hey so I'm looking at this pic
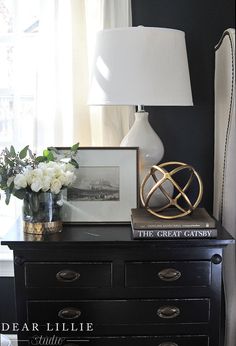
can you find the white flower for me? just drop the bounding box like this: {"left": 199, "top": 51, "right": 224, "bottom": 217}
{"left": 50, "top": 178, "right": 62, "bottom": 194}
{"left": 16, "top": 161, "right": 77, "bottom": 194}
{"left": 14, "top": 174, "right": 28, "bottom": 189}
{"left": 32, "top": 168, "right": 43, "bottom": 179}
{"left": 24, "top": 168, "right": 34, "bottom": 185}
{"left": 57, "top": 172, "right": 66, "bottom": 185}
{"left": 31, "top": 178, "right": 43, "bottom": 192}
{"left": 45, "top": 161, "right": 58, "bottom": 169}
{"left": 64, "top": 171, "right": 76, "bottom": 186}
{"left": 54, "top": 166, "right": 64, "bottom": 178}
{"left": 41, "top": 176, "right": 51, "bottom": 192}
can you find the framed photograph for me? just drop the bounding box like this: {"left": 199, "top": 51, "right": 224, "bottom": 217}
{"left": 58, "top": 147, "right": 138, "bottom": 223}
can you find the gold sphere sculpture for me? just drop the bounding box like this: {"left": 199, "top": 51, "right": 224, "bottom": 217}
{"left": 140, "top": 161, "right": 203, "bottom": 219}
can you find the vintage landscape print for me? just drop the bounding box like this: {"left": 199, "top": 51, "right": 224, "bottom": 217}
{"left": 67, "top": 166, "right": 120, "bottom": 201}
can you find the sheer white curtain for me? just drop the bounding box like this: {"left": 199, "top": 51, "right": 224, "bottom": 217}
{"left": 0, "top": 0, "right": 132, "bottom": 272}
{"left": 36, "top": 0, "right": 133, "bottom": 149}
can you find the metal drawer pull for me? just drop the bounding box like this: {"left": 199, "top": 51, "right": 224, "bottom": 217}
{"left": 157, "top": 306, "right": 180, "bottom": 319}
{"left": 158, "top": 268, "right": 181, "bottom": 282}
{"left": 58, "top": 307, "right": 81, "bottom": 320}
{"left": 158, "top": 343, "right": 178, "bottom": 346}
{"left": 56, "top": 269, "right": 80, "bottom": 282}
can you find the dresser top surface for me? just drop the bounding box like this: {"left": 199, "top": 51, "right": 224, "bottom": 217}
{"left": 1, "top": 218, "right": 234, "bottom": 249}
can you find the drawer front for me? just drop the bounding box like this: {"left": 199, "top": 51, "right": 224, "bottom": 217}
{"left": 25, "top": 262, "right": 112, "bottom": 288}
{"left": 27, "top": 299, "right": 210, "bottom": 325}
{"left": 63, "top": 336, "right": 209, "bottom": 346}
{"left": 125, "top": 261, "right": 211, "bottom": 287}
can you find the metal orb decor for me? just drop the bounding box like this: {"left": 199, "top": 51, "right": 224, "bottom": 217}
{"left": 140, "top": 162, "right": 203, "bottom": 219}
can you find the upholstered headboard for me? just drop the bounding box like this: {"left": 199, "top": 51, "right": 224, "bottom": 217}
{"left": 214, "top": 28, "right": 235, "bottom": 346}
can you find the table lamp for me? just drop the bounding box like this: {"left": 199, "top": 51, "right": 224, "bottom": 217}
{"left": 89, "top": 26, "right": 193, "bottom": 206}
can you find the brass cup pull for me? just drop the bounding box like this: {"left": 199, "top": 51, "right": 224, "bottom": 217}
{"left": 158, "top": 343, "right": 178, "bottom": 346}
{"left": 158, "top": 268, "right": 181, "bottom": 282}
{"left": 58, "top": 307, "right": 81, "bottom": 320}
{"left": 157, "top": 306, "right": 180, "bottom": 319}
{"left": 56, "top": 269, "right": 80, "bottom": 282}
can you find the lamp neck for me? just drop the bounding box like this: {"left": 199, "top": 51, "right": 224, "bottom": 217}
{"left": 137, "top": 105, "right": 145, "bottom": 112}
{"left": 136, "top": 105, "right": 148, "bottom": 120}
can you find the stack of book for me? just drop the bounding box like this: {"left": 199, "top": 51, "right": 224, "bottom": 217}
{"left": 131, "top": 208, "right": 217, "bottom": 239}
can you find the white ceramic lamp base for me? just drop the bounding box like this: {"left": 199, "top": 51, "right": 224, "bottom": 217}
{"left": 120, "top": 111, "right": 173, "bottom": 208}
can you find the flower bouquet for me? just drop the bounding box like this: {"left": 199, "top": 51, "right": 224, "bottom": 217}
{"left": 0, "top": 144, "right": 79, "bottom": 234}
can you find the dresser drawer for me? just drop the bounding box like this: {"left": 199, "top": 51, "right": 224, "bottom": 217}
{"left": 64, "top": 335, "right": 209, "bottom": 346}
{"left": 24, "top": 262, "right": 112, "bottom": 288}
{"left": 27, "top": 299, "right": 210, "bottom": 326}
{"left": 125, "top": 261, "right": 211, "bottom": 287}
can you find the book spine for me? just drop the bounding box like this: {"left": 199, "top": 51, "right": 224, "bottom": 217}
{"left": 132, "top": 222, "right": 215, "bottom": 229}
{"left": 132, "top": 228, "right": 218, "bottom": 239}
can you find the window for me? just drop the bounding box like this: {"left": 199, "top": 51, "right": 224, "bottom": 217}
{"left": 0, "top": 0, "right": 132, "bottom": 247}
{"left": 0, "top": 0, "right": 39, "bottom": 240}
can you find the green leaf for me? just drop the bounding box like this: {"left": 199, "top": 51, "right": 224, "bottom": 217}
{"left": 47, "top": 151, "right": 54, "bottom": 161}
{"left": 35, "top": 156, "right": 47, "bottom": 163}
{"left": 19, "top": 145, "right": 29, "bottom": 159}
{"left": 43, "top": 149, "right": 50, "bottom": 157}
{"left": 43, "top": 149, "right": 54, "bottom": 161}
{"left": 13, "top": 189, "right": 26, "bottom": 200}
{"left": 5, "top": 189, "right": 11, "bottom": 205}
{"left": 70, "top": 158, "right": 79, "bottom": 168}
{"left": 5, "top": 157, "right": 14, "bottom": 167}
{"left": 71, "top": 143, "right": 79, "bottom": 152}
{"left": 10, "top": 145, "right": 16, "bottom": 156}
{"left": 9, "top": 181, "right": 14, "bottom": 192}
{"left": 28, "top": 149, "right": 35, "bottom": 160}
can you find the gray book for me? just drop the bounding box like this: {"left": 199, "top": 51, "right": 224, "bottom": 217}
{"left": 131, "top": 208, "right": 216, "bottom": 229}
{"left": 131, "top": 224, "right": 218, "bottom": 239}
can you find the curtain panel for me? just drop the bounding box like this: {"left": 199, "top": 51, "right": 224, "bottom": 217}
{"left": 36, "top": 0, "right": 133, "bottom": 150}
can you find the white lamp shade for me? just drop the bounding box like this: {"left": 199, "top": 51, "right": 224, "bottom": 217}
{"left": 89, "top": 26, "right": 193, "bottom": 106}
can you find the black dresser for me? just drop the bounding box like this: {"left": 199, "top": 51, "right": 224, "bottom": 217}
{"left": 2, "top": 220, "right": 234, "bottom": 346}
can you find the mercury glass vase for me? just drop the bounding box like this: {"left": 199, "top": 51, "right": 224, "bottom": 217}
{"left": 23, "top": 191, "right": 63, "bottom": 234}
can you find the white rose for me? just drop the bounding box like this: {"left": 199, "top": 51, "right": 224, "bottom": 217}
{"left": 54, "top": 166, "right": 64, "bottom": 178}
{"left": 64, "top": 171, "right": 76, "bottom": 186}
{"left": 25, "top": 169, "right": 34, "bottom": 185}
{"left": 31, "top": 178, "right": 43, "bottom": 192}
{"left": 43, "top": 167, "right": 55, "bottom": 178}
{"left": 38, "top": 162, "right": 47, "bottom": 169}
{"left": 32, "top": 168, "right": 43, "bottom": 178}
{"left": 41, "top": 176, "right": 51, "bottom": 192}
{"left": 46, "top": 161, "right": 58, "bottom": 169}
{"left": 50, "top": 178, "right": 62, "bottom": 194}
{"left": 14, "top": 174, "right": 28, "bottom": 189}
{"left": 57, "top": 172, "right": 66, "bottom": 185}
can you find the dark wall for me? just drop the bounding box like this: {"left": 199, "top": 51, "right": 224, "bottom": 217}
{"left": 132, "top": 0, "right": 235, "bottom": 212}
